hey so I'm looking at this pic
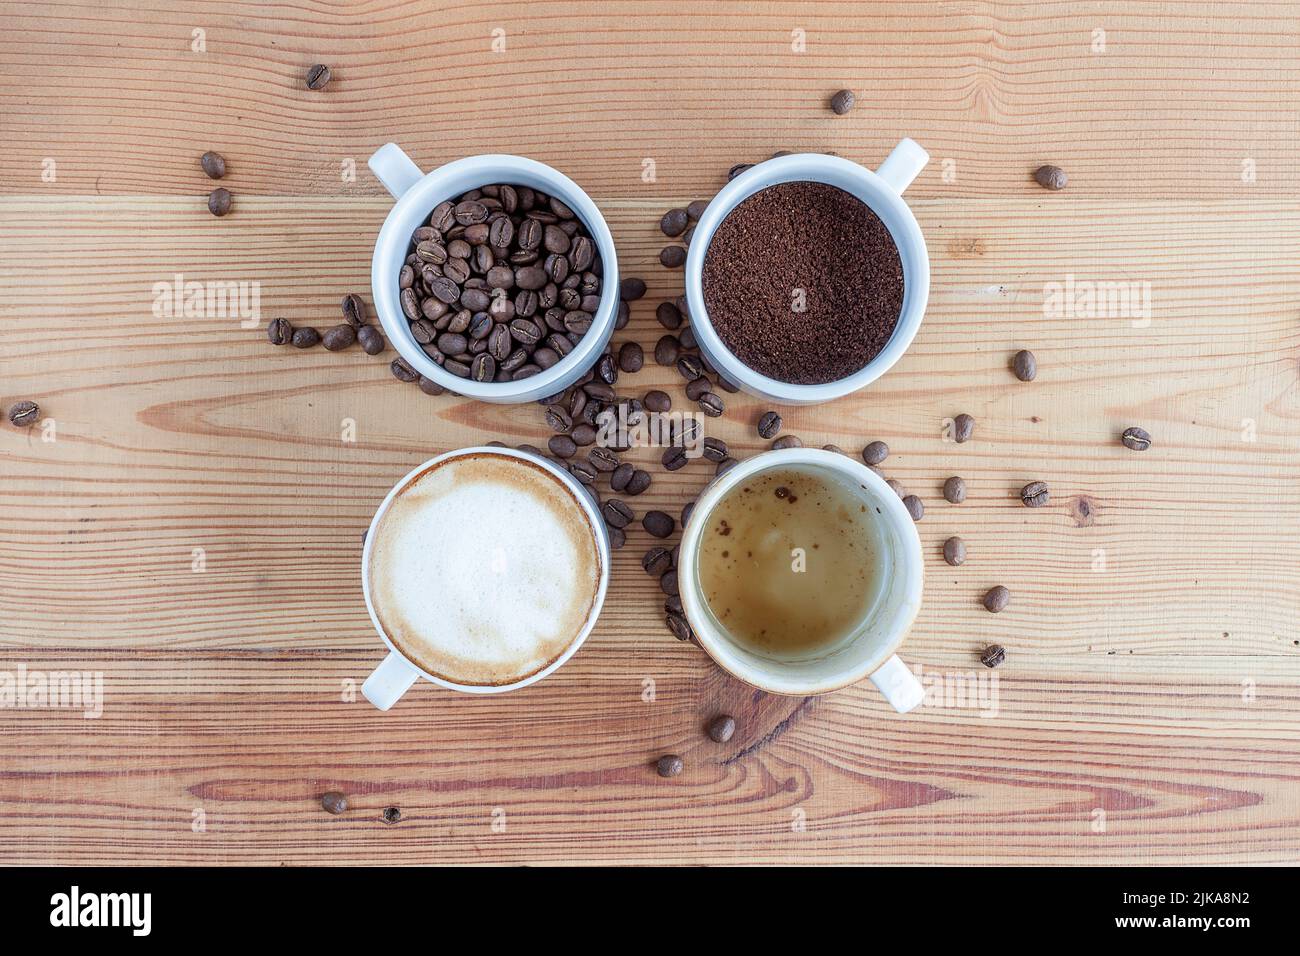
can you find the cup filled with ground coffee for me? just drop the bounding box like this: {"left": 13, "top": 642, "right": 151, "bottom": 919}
{"left": 684, "top": 141, "right": 930, "bottom": 404}
{"left": 368, "top": 144, "right": 619, "bottom": 403}
{"left": 361, "top": 446, "right": 610, "bottom": 709}
{"left": 676, "top": 447, "right": 925, "bottom": 710}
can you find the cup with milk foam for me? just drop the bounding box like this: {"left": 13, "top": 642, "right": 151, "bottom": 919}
{"left": 361, "top": 447, "right": 610, "bottom": 709}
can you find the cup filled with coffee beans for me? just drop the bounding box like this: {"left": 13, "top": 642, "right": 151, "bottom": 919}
{"left": 684, "top": 140, "right": 930, "bottom": 405}
{"left": 360, "top": 446, "right": 610, "bottom": 709}
{"left": 676, "top": 447, "right": 925, "bottom": 710}
{"left": 368, "top": 144, "right": 619, "bottom": 403}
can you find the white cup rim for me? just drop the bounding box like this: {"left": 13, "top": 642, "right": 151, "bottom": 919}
{"left": 361, "top": 446, "right": 611, "bottom": 694}
{"left": 676, "top": 447, "right": 924, "bottom": 695}
{"left": 683, "top": 152, "right": 929, "bottom": 405}
{"left": 370, "top": 153, "right": 619, "bottom": 403}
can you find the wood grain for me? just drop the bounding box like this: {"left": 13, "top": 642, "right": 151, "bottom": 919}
{"left": 1, "top": 1, "right": 1299, "bottom": 865}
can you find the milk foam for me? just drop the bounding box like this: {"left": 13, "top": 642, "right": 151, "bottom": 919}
{"left": 368, "top": 454, "right": 601, "bottom": 686}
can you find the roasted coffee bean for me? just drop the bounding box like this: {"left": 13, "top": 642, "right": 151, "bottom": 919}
{"left": 980, "top": 644, "right": 1006, "bottom": 668}
{"left": 660, "top": 570, "right": 680, "bottom": 596}
{"left": 1121, "top": 426, "right": 1151, "bottom": 451}
{"left": 305, "top": 64, "right": 331, "bottom": 89}
{"left": 471, "top": 353, "right": 496, "bottom": 382}
{"left": 656, "top": 754, "right": 684, "bottom": 777}
{"left": 903, "top": 495, "right": 924, "bottom": 522}
{"left": 399, "top": 264, "right": 415, "bottom": 289}
{"left": 321, "top": 791, "right": 348, "bottom": 815}
{"left": 416, "top": 239, "right": 448, "bottom": 264}
{"left": 569, "top": 236, "right": 595, "bottom": 272}
{"left": 355, "top": 325, "right": 384, "bottom": 355}
{"left": 681, "top": 501, "right": 696, "bottom": 527}
{"left": 569, "top": 460, "right": 597, "bottom": 485}
{"left": 727, "top": 162, "right": 753, "bottom": 180}
{"left": 617, "top": 341, "right": 644, "bottom": 372}
{"left": 322, "top": 324, "right": 356, "bottom": 351}
{"left": 685, "top": 376, "right": 711, "bottom": 401}
{"left": 983, "top": 586, "right": 1010, "bottom": 613}
{"left": 606, "top": 525, "right": 626, "bottom": 550}
{"left": 571, "top": 423, "right": 597, "bottom": 446}
{"left": 1033, "top": 164, "right": 1068, "bottom": 190}
{"left": 701, "top": 437, "right": 728, "bottom": 463}
{"left": 771, "top": 435, "right": 802, "bottom": 450}
{"left": 8, "top": 400, "right": 39, "bottom": 427}
{"left": 207, "top": 187, "right": 232, "bottom": 217}
{"left": 549, "top": 434, "right": 578, "bottom": 458}
{"left": 200, "top": 151, "right": 226, "bottom": 179}
{"left": 444, "top": 358, "right": 471, "bottom": 378}
{"left": 516, "top": 443, "right": 544, "bottom": 457}
{"left": 545, "top": 406, "right": 573, "bottom": 433}
{"left": 390, "top": 357, "right": 419, "bottom": 383}
{"left": 707, "top": 715, "right": 735, "bottom": 743}
{"left": 454, "top": 200, "right": 489, "bottom": 225}
{"left": 1020, "top": 481, "right": 1050, "bottom": 508}
{"left": 715, "top": 457, "right": 739, "bottom": 477}
{"left": 267, "top": 317, "right": 293, "bottom": 345}
{"left": 644, "top": 390, "right": 671, "bottom": 413}
{"left": 582, "top": 380, "right": 616, "bottom": 402}
{"left": 756, "top": 411, "right": 782, "bottom": 439}
{"left": 620, "top": 469, "right": 648, "bottom": 496}
{"left": 953, "top": 413, "right": 975, "bottom": 443}
{"left": 596, "top": 352, "right": 618, "bottom": 384}
{"left": 339, "top": 293, "right": 366, "bottom": 328}
{"left": 620, "top": 276, "right": 646, "bottom": 301}
{"left": 1013, "top": 349, "right": 1037, "bottom": 382}
{"left": 661, "top": 445, "right": 689, "bottom": 471}
{"left": 659, "top": 245, "right": 686, "bottom": 268}
{"left": 822, "top": 444, "right": 847, "bottom": 455}
{"left": 655, "top": 301, "right": 682, "bottom": 329}
{"left": 655, "top": 335, "right": 681, "bottom": 366}
{"left": 698, "top": 392, "right": 724, "bottom": 417}
{"left": 603, "top": 499, "right": 633, "bottom": 529}
{"left": 508, "top": 319, "right": 541, "bottom": 348}
{"left": 468, "top": 312, "right": 493, "bottom": 340}
{"left": 588, "top": 447, "right": 620, "bottom": 472}
{"left": 686, "top": 199, "right": 709, "bottom": 220}
{"left": 610, "top": 462, "right": 634, "bottom": 492}
{"left": 615, "top": 299, "right": 630, "bottom": 329}
{"left": 943, "top": 476, "right": 966, "bottom": 504}
{"left": 676, "top": 354, "right": 704, "bottom": 380}
{"left": 660, "top": 208, "right": 689, "bottom": 237}
{"left": 862, "top": 440, "right": 889, "bottom": 465}
{"left": 665, "top": 613, "right": 692, "bottom": 642}
{"left": 643, "top": 510, "right": 675, "bottom": 538}
{"left": 437, "top": 332, "right": 468, "bottom": 356}
{"left": 290, "top": 326, "right": 320, "bottom": 348}
{"left": 943, "top": 536, "right": 966, "bottom": 566}
{"left": 643, "top": 547, "right": 673, "bottom": 576}
{"left": 563, "top": 310, "right": 593, "bottom": 335}
{"left": 417, "top": 375, "right": 445, "bottom": 396}
{"left": 830, "top": 88, "right": 856, "bottom": 114}
{"left": 678, "top": 325, "right": 697, "bottom": 350}
{"left": 886, "top": 479, "right": 905, "bottom": 498}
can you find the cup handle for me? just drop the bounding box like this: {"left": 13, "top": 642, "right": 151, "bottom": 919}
{"left": 368, "top": 143, "right": 424, "bottom": 199}
{"left": 869, "top": 654, "right": 925, "bottom": 714}
{"left": 874, "top": 138, "right": 929, "bottom": 195}
{"left": 362, "top": 651, "right": 421, "bottom": 711}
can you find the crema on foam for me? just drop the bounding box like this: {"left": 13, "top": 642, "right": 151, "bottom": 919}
{"left": 367, "top": 454, "right": 601, "bottom": 686}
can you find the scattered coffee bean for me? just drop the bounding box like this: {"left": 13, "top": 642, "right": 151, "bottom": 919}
{"left": 608, "top": 526, "right": 626, "bottom": 550}
{"left": 588, "top": 447, "right": 620, "bottom": 472}
{"left": 701, "top": 437, "right": 728, "bottom": 463}
{"left": 661, "top": 446, "right": 689, "bottom": 471}
{"left": 341, "top": 293, "right": 367, "bottom": 328}
{"left": 655, "top": 301, "right": 682, "bottom": 330}
{"left": 698, "top": 392, "right": 724, "bottom": 417}
{"left": 676, "top": 354, "right": 704, "bottom": 381}
{"left": 983, "top": 586, "right": 1010, "bottom": 613}
{"left": 660, "top": 245, "right": 686, "bottom": 268}
{"left": 321, "top": 791, "right": 348, "bottom": 815}
{"left": 643, "top": 547, "right": 673, "bottom": 576}
{"left": 291, "top": 326, "right": 320, "bottom": 348}
{"left": 1033, "top": 164, "right": 1068, "bottom": 190}
{"left": 660, "top": 570, "right": 680, "bottom": 596}
{"left": 953, "top": 413, "right": 975, "bottom": 443}
{"left": 727, "top": 162, "right": 754, "bottom": 180}
{"left": 980, "top": 644, "right": 1006, "bottom": 668}
{"left": 322, "top": 324, "right": 356, "bottom": 351}
{"left": 1020, "top": 480, "right": 1050, "bottom": 508}
{"left": 390, "top": 357, "right": 419, "bottom": 383}
{"left": 771, "top": 435, "right": 802, "bottom": 450}
{"left": 822, "top": 444, "right": 847, "bottom": 455}
{"left": 757, "top": 411, "right": 782, "bottom": 439}
{"left": 200, "top": 151, "right": 226, "bottom": 179}
{"left": 654, "top": 335, "right": 680, "bottom": 366}
{"left": 417, "top": 376, "right": 445, "bottom": 396}
{"left": 686, "top": 199, "right": 709, "bottom": 220}
{"left": 665, "top": 612, "right": 692, "bottom": 642}
{"left": 943, "top": 476, "right": 966, "bottom": 504}
{"left": 620, "top": 276, "right": 647, "bottom": 301}
{"left": 656, "top": 754, "right": 684, "bottom": 778}
{"left": 643, "top": 511, "right": 675, "bottom": 538}
{"left": 707, "top": 715, "right": 736, "bottom": 743}
{"left": 267, "top": 317, "right": 293, "bottom": 345}
{"left": 644, "top": 390, "right": 671, "bottom": 413}
{"left": 610, "top": 462, "right": 633, "bottom": 491}
{"left": 903, "top": 494, "right": 924, "bottom": 521}
{"left": 8, "top": 401, "right": 40, "bottom": 428}
{"left": 943, "top": 536, "right": 966, "bottom": 566}
{"left": 660, "top": 208, "right": 689, "bottom": 237}
{"left": 569, "top": 460, "right": 597, "bottom": 485}
{"left": 715, "top": 457, "right": 739, "bottom": 476}
{"left": 1012, "top": 349, "right": 1037, "bottom": 382}
{"left": 626, "top": 469, "right": 652, "bottom": 496}
{"left": 618, "top": 341, "right": 643, "bottom": 372}
{"left": 207, "top": 187, "right": 231, "bottom": 217}
{"left": 603, "top": 499, "right": 633, "bottom": 529}
{"left": 1121, "top": 426, "right": 1151, "bottom": 451}
{"left": 305, "top": 63, "right": 332, "bottom": 89}
{"left": 381, "top": 806, "right": 401, "bottom": 824}
{"left": 862, "top": 440, "right": 889, "bottom": 465}
{"left": 681, "top": 501, "right": 695, "bottom": 526}
{"left": 830, "top": 89, "right": 856, "bottom": 114}
{"left": 548, "top": 434, "right": 578, "bottom": 458}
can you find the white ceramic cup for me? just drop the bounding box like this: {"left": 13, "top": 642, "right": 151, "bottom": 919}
{"left": 367, "top": 145, "right": 620, "bottom": 404}
{"left": 677, "top": 448, "right": 925, "bottom": 711}
{"left": 360, "top": 446, "right": 610, "bottom": 709}
{"left": 683, "top": 140, "right": 930, "bottom": 406}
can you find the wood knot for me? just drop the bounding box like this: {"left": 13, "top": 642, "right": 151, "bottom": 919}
{"left": 1071, "top": 495, "right": 1098, "bottom": 527}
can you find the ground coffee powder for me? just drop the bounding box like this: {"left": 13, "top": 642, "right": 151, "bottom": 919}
{"left": 701, "top": 181, "right": 904, "bottom": 384}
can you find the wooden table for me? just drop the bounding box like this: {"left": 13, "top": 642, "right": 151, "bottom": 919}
{"left": 1, "top": 1, "right": 1298, "bottom": 866}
